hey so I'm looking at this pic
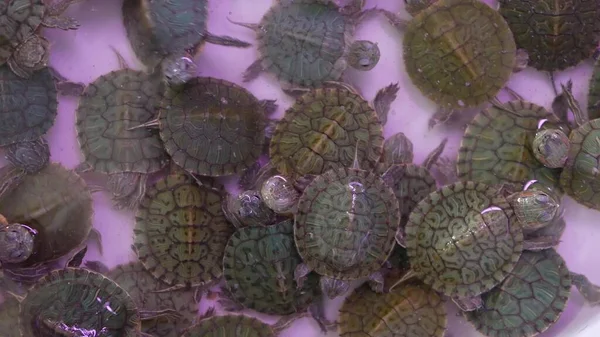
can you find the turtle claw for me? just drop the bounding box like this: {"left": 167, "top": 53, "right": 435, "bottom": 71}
{"left": 226, "top": 17, "right": 260, "bottom": 31}
{"left": 242, "top": 59, "right": 264, "bottom": 83}
{"left": 373, "top": 82, "right": 400, "bottom": 125}
{"left": 571, "top": 272, "right": 600, "bottom": 305}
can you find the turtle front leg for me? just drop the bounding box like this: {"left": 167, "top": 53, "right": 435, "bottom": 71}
{"left": 320, "top": 277, "right": 351, "bottom": 299}
{"left": 294, "top": 263, "right": 311, "bottom": 289}
{"left": 452, "top": 295, "right": 483, "bottom": 312}
{"left": 372, "top": 83, "right": 400, "bottom": 125}
{"left": 66, "top": 246, "right": 87, "bottom": 268}
{"left": 523, "top": 236, "right": 560, "bottom": 251}
{"left": 571, "top": 272, "right": 600, "bottom": 305}
{"left": 367, "top": 271, "right": 385, "bottom": 293}
{"left": 242, "top": 59, "right": 265, "bottom": 83}
{"left": 48, "top": 66, "right": 85, "bottom": 96}
{"left": 107, "top": 172, "right": 147, "bottom": 210}
{"left": 380, "top": 9, "right": 410, "bottom": 30}
{"left": 140, "top": 308, "right": 183, "bottom": 322}
{"left": 428, "top": 107, "right": 455, "bottom": 129}
{"left": 259, "top": 99, "right": 278, "bottom": 116}
{"left": 204, "top": 32, "right": 252, "bottom": 48}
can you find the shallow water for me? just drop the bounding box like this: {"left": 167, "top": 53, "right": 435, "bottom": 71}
{"left": 3, "top": 0, "right": 600, "bottom": 336}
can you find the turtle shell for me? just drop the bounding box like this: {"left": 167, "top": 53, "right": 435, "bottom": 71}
{"left": 338, "top": 282, "right": 447, "bottom": 337}
{"left": 0, "top": 163, "right": 93, "bottom": 268}
{"left": 133, "top": 173, "right": 234, "bottom": 289}
{"left": 294, "top": 167, "right": 400, "bottom": 279}
{"left": 466, "top": 249, "right": 571, "bottom": 337}
{"left": 404, "top": 0, "right": 516, "bottom": 109}
{"left": 107, "top": 262, "right": 198, "bottom": 337}
{"left": 223, "top": 219, "right": 321, "bottom": 316}
{"left": 182, "top": 315, "right": 275, "bottom": 337}
{"left": 18, "top": 268, "right": 140, "bottom": 337}
{"left": 270, "top": 87, "right": 384, "bottom": 178}
{"left": 458, "top": 100, "right": 563, "bottom": 190}
{"left": 158, "top": 77, "right": 268, "bottom": 176}
{"left": 405, "top": 181, "right": 524, "bottom": 299}
{"left": 76, "top": 68, "right": 168, "bottom": 174}
{"left": 560, "top": 118, "right": 600, "bottom": 210}
{"left": 588, "top": 58, "right": 600, "bottom": 120}
{"left": 122, "top": 0, "right": 208, "bottom": 69}
{"left": 256, "top": 0, "right": 353, "bottom": 87}
{"left": 0, "top": 295, "right": 20, "bottom": 337}
{"left": 0, "top": 65, "right": 57, "bottom": 146}
{"left": 499, "top": 0, "right": 600, "bottom": 72}
{"left": 0, "top": 1, "right": 44, "bottom": 65}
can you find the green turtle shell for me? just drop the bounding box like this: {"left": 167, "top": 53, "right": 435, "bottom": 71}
{"left": 499, "top": 0, "right": 600, "bottom": 71}
{"left": 458, "top": 100, "right": 563, "bottom": 190}
{"left": 338, "top": 282, "right": 447, "bottom": 337}
{"left": 256, "top": 0, "right": 353, "bottom": 87}
{"left": 588, "top": 58, "right": 600, "bottom": 120}
{"left": 76, "top": 68, "right": 168, "bottom": 174}
{"left": 133, "top": 173, "right": 234, "bottom": 290}
{"left": 18, "top": 268, "right": 140, "bottom": 337}
{"left": 182, "top": 315, "right": 275, "bottom": 337}
{"left": 158, "top": 77, "right": 268, "bottom": 176}
{"left": 294, "top": 167, "right": 400, "bottom": 279}
{"left": 223, "top": 219, "right": 321, "bottom": 316}
{"left": 0, "top": 65, "right": 57, "bottom": 146}
{"left": 0, "top": 163, "right": 93, "bottom": 268}
{"left": 404, "top": 0, "right": 516, "bottom": 109}
{"left": 107, "top": 262, "right": 198, "bottom": 337}
{"left": 0, "top": 1, "right": 44, "bottom": 65}
{"left": 405, "top": 181, "right": 524, "bottom": 299}
{"left": 466, "top": 249, "right": 571, "bottom": 337}
{"left": 560, "top": 118, "right": 600, "bottom": 210}
{"left": 0, "top": 295, "right": 20, "bottom": 337}
{"left": 270, "top": 87, "right": 384, "bottom": 179}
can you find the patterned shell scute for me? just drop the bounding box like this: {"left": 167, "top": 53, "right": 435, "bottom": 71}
{"left": 76, "top": 68, "right": 169, "bottom": 174}
{"left": 294, "top": 167, "right": 400, "bottom": 279}
{"left": 270, "top": 87, "right": 384, "bottom": 178}
{"left": 560, "top": 119, "right": 600, "bottom": 210}
{"left": 338, "top": 283, "right": 447, "bottom": 337}
{"left": 458, "top": 100, "right": 562, "bottom": 190}
{"left": 182, "top": 315, "right": 275, "bottom": 337}
{"left": 223, "top": 219, "right": 320, "bottom": 316}
{"left": 404, "top": 0, "right": 516, "bottom": 109}
{"left": 108, "top": 262, "right": 198, "bottom": 337}
{"left": 258, "top": 0, "right": 352, "bottom": 87}
{"left": 499, "top": 0, "right": 600, "bottom": 71}
{"left": 159, "top": 77, "right": 267, "bottom": 176}
{"left": 0, "top": 163, "right": 93, "bottom": 266}
{"left": 134, "top": 173, "right": 234, "bottom": 289}
{"left": 0, "top": 65, "right": 57, "bottom": 146}
{"left": 18, "top": 268, "right": 140, "bottom": 337}
{"left": 0, "top": 295, "right": 21, "bottom": 337}
{"left": 405, "top": 181, "right": 524, "bottom": 298}
{"left": 122, "top": 0, "right": 208, "bottom": 68}
{"left": 466, "top": 249, "right": 571, "bottom": 337}
{"left": 0, "top": 0, "right": 44, "bottom": 65}
{"left": 588, "top": 58, "right": 600, "bottom": 120}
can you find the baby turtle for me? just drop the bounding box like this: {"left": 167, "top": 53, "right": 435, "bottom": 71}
{"left": 382, "top": 0, "right": 526, "bottom": 127}
{"left": 588, "top": 57, "right": 600, "bottom": 120}
{"left": 133, "top": 172, "right": 234, "bottom": 295}
{"left": 466, "top": 249, "right": 600, "bottom": 337}
{"left": 132, "top": 76, "right": 276, "bottom": 177}
{"left": 222, "top": 189, "right": 276, "bottom": 228}
{"left": 122, "top": 0, "right": 250, "bottom": 84}
{"left": 230, "top": 0, "right": 381, "bottom": 91}
{"left": 338, "top": 282, "right": 447, "bottom": 337}
{"left": 182, "top": 313, "right": 301, "bottom": 337}
{"left": 270, "top": 82, "right": 398, "bottom": 180}
{"left": 75, "top": 56, "right": 169, "bottom": 210}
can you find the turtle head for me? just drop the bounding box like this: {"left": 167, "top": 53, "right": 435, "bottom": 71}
{"left": 0, "top": 224, "right": 35, "bottom": 264}
{"left": 6, "top": 138, "right": 50, "bottom": 174}
{"left": 532, "top": 128, "right": 570, "bottom": 168}
{"left": 405, "top": 0, "right": 438, "bottom": 16}
{"left": 348, "top": 40, "right": 380, "bottom": 71}
{"left": 162, "top": 53, "right": 197, "bottom": 85}
{"left": 510, "top": 190, "right": 560, "bottom": 232}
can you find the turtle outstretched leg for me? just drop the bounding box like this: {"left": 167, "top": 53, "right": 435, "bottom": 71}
{"left": 452, "top": 295, "right": 483, "bottom": 311}
{"left": 428, "top": 107, "right": 455, "bottom": 129}
{"left": 66, "top": 246, "right": 87, "bottom": 267}
{"left": 204, "top": 32, "right": 251, "bottom": 48}
{"left": 294, "top": 263, "right": 311, "bottom": 288}
{"left": 380, "top": 9, "right": 410, "bottom": 29}
{"left": 242, "top": 59, "right": 265, "bottom": 83}
{"left": 47, "top": 66, "right": 86, "bottom": 96}
{"left": 571, "top": 272, "right": 600, "bottom": 305}
{"left": 422, "top": 138, "right": 448, "bottom": 170}
{"left": 372, "top": 83, "right": 400, "bottom": 125}
{"left": 88, "top": 228, "right": 103, "bottom": 255}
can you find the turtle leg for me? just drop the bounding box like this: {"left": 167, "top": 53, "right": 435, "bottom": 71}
{"left": 548, "top": 71, "right": 559, "bottom": 96}
{"left": 551, "top": 86, "right": 570, "bottom": 124}
{"left": 259, "top": 99, "right": 278, "bottom": 116}
{"left": 111, "top": 46, "right": 130, "bottom": 69}
{"left": 560, "top": 80, "right": 588, "bottom": 127}
{"left": 380, "top": 9, "right": 409, "bottom": 29}
{"left": 242, "top": 59, "right": 265, "bottom": 83}
{"left": 107, "top": 172, "right": 147, "bottom": 210}
{"left": 74, "top": 162, "right": 94, "bottom": 174}
{"left": 422, "top": 138, "right": 448, "bottom": 170}
{"left": 571, "top": 272, "right": 600, "bottom": 305}
{"left": 49, "top": 66, "right": 85, "bottom": 96}
{"left": 66, "top": 246, "right": 87, "bottom": 268}
{"left": 320, "top": 277, "right": 351, "bottom": 299}
{"left": 88, "top": 228, "right": 103, "bottom": 255}
{"left": 308, "top": 301, "right": 334, "bottom": 333}
{"left": 84, "top": 260, "right": 110, "bottom": 274}
{"left": 523, "top": 236, "right": 560, "bottom": 251}
{"left": 367, "top": 271, "right": 385, "bottom": 293}
{"left": 372, "top": 83, "right": 400, "bottom": 125}
{"left": 430, "top": 156, "right": 458, "bottom": 186}
{"left": 294, "top": 263, "right": 311, "bottom": 289}
{"left": 513, "top": 49, "right": 529, "bottom": 72}
{"left": 452, "top": 295, "right": 483, "bottom": 312}
{"left": 140, "top": 309, "right": 183, "bottom": 322}
{"left": 428, "top": 107, "right": 455, "bottom": 129}
{"left": 217, "top": 293, "right": 244, "bottom": 312}
{"left": 272, "top": 312, "right": 310, "bottom": 334}
{"left": 204, "top": 31, "right": 252, "bottom": 48}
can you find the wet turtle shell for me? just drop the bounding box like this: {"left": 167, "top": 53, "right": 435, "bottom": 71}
{"left": 499, "top": 0, "right": 600, "bottom": 72}
{"left": 458, "top": 101, "right": 563, "bottom": 190}
{"left": 75, "top": 68, "right": 168, "bottom": 175}
{"left": 588, "top": 58, "right": 600, "bottom": 120}
{"left": 133, "top": 173, "right": 234, "bottom": 290}
{"left": 270, "top": 87, "right": 384, "bottom": 178}
{"left": 559, "top": 118, "right": 600, "bottom": 210}
{"left": 182, "top": 314, "right": 275, "bottom": 337}
{"left": 18, "top": 268, "right": 140, "bottom": 337}
{"left": 294, "top": 166, "right": 400, "bottom": 281}
{"left": 403, "top": 0, "right": 516, "bottom": 109}
{"left": 157, "top": 77, "right": 270, "bottom": 176}
{"left": 0, "top": 294, "right": 20, "bottom": 337}
{"left": 223, "top": 219, "right": 321, "bottom": 316}
{"left": 466, "top": 249, "right": 571, "bottom": 337}
{"left": 0, "top": 1, "right": 44, "bottom": 65}
{"left": 338, "top": 282, "right": 447, "bottom": 337}
{"left": 0, "top": 64, "right": 57, "bottom": 146}
{"left": 405, "top": 181, "right": 524, "bottom": 299}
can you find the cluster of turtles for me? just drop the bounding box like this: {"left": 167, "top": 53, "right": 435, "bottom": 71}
{"left": 0, "top": 0, "right": 599, "bottom": 336}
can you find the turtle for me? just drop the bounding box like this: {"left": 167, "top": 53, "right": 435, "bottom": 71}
{"left": 338, "top": 281, "right": 447, "bottom": 337}
{"left": 0, "top": 163, "right": 99, "bottom": 286}
{"left": 122, "top": 0, "right": 251, "bottom": 85}
{"left": 223, "top": 189, "right": 277, "bottom": 228}
{"left": 228, "top": 0, "right": 382, "bottom": 92}
{"left": 381, "top": 0, "right": 528, "bottom": 128}
{"left": 130, "top": 76, "right": 277, "bottom": 177}
{"left": 269, "top": 82, "right": 398, "bottom": 181}
{"left": 133, "top": 172, "right": 235, "bottom": 296}
{"left": 75, "top": 53, "right": 170, "bottom": 210}
{"left": 466, "top": 248, "right": 600, "bottom": 337}
{"left": 181, "top": 313, "right": 301, "bottom": 337}
{"left": 0, "top": 292, "right": 21, "bottom": 337}
{"left": 587, "top": 55, "right": 600, "bottom": 120}
{"left": 260, "top": 173, "right": 301, "bottom": 214}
